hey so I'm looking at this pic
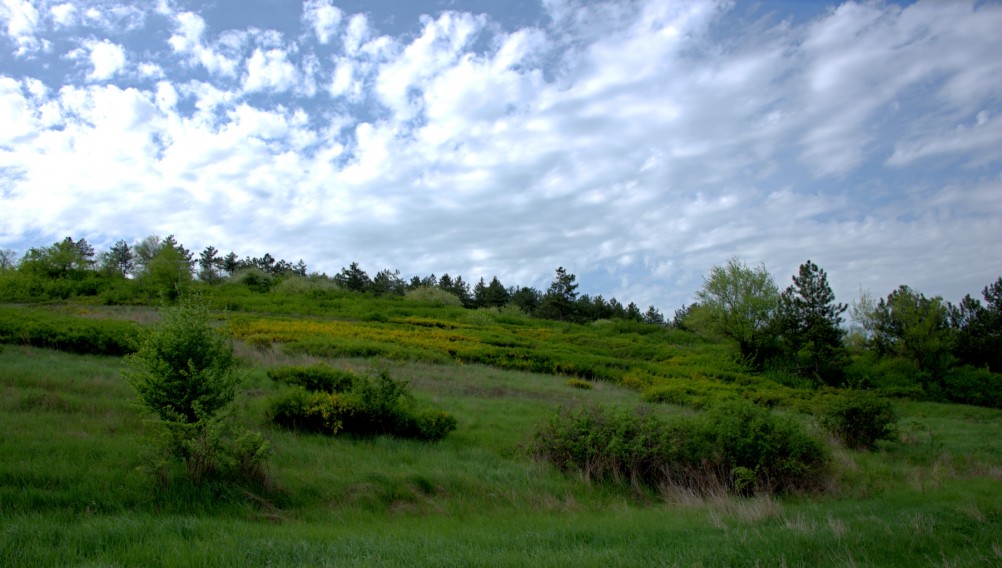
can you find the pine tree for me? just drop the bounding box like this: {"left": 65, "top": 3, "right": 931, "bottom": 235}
{"left": 777, "top": 260, "right": 848, "bottom": 385}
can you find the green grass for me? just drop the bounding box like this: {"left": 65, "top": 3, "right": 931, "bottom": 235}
{"left": 3, "top": 302, "right": 1002, "bottom": 565}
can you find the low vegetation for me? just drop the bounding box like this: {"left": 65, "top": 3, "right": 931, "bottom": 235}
{"left": 532, "top": 401, "right": 831, "bottom": 496}
{"left": 2, "top": 235, "right": 1002, "bottom": 564}
{"left": 267, "top": 364, "right": 457, "bottom": 441}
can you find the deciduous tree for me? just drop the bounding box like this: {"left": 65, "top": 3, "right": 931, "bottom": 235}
{"left": 690, "top": 257, "right": 779, "bottom": 366}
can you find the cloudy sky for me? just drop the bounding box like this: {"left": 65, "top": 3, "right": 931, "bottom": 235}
{"left": 1, "top": 0, "right": 1000, "bottom": 313}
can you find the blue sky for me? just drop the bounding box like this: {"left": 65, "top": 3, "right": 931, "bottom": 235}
{"left": 1, "top": 0, "right": 1000, "bottom": 314}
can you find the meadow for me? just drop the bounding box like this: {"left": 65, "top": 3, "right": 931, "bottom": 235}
{"left": 2, "top": 296, "right": 1002, "bottom": 566}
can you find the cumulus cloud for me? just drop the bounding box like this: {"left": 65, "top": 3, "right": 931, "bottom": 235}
{"left": 302, "top": 0, "right": 342, "bottom": 44}
{"left": 86, "top": 39, "right": 126, "bottom": 81}
{"left": 49, "top": 3, "right": 76, "bottom": 28}
{"left": 1, "top": 0, "right": 1002, "bottom": 312}
{"left": 167, "top": 10, "right": 241, "bottom": 77}
{"left": 1, "top": 0, "right": 40, "bottom": 54}
{"left": 243, "top": 48, "right": 297, "bottom": 93}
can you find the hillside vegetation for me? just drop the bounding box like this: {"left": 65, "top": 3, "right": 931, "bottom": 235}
{"left": 2, "top": 237, "right": 1002, "bottom": 565}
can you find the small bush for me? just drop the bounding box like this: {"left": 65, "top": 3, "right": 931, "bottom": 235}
{"left": 531, "top": 401, "right": 830, "bottom": 496}
{"left": 267, "top": 367, "right": 457, "bottom": 441}
{"left": 231, "top": 268, "right": 274, "bottom": 293}
{"left": 399, "top": 410, "right": 460, "bottom": 442}
{"left": 821, "top": 390, "right": 898, "bottom": 450}
{"left": 266, "top": 363, "right": 361, "bottom": 393}
{"left": 124, "top": 297, "right": 271, "bottom": 485}
{"left": 567, "top": 378, "right": 593, "bottom": 390}
{"left": 404, "top": 286, "right": 463, "bottom": 307}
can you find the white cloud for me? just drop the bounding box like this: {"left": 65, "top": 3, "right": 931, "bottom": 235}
{"left": 138, "top": 62, "right": 164, "bottom": 78}
{"left": 0, "top": 76, "right": 36, "bottom": 145}
{"left": 302, "top": 0, "right": 342, "bottom": 44}
{"left": 342, "top": 13, "right": 370, "bottom": 55}
{"left": 168, "top": 10, "right": 240, "bottom": 77}
{"left": 2, "top": 0, "right": 1002, "bottom": 313}
{"left": 86, "top": 39, "right": 126, "bottom": 81}
{"left": 375, "top": 12, "right": 486, "bottom": 119}
{"left": 49, "top": 3, "right": 76, "bottom": 28}
{"left": 243, "top": 48, "right": 297, "bottom": 93}
{"left": 1, "top": 0, "right": 40, "bottom": 54}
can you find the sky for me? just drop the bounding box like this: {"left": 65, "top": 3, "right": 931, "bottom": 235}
{"left": 1, "top": 0, "right": 1000, "bottom": 314}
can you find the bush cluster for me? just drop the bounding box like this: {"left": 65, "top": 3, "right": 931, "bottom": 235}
{"left": 0, "top": 306, "right": 140, "bottom": 356}
{"left": 268, "top": 364, "right": 457, "bottom": 441}
{"left": 531, "top": 401, "right": 830, "bottom": 496}
{"left": 941, "top": 366, "right": 1002, "bottom": 409}
{"left": 820, "top": 390, "right": 898, "bottom": 450}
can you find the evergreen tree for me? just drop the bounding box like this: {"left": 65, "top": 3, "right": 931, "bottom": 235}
{"left": 107, "top": 240, "right": 133, "bottom": 276}
{"left": 473, "top": 277, "right": 489, "bottom": 308}
{"left": 372, "top": 269, "right": 405, "bottom": 296}
{"left": 510, "top": 286, "right": 542, "bottom": 314}
{"left": 538, "top": 267, "right": 579, "bottom": 321}
{"left": 484, "top": 276, "right": 509, "bottom": 308}
{"left": 951, "top": 277, "right": 1002, "bottom": 373}
{"left": 776, "top": 260, "right": 848, "bottom": 385}
{"left": 198, "top": 246, "right": 222, "bottom": 284}
{"left": 643, "top": 305, "right": 665, "bottom": 325}
{"left": 335, "top": 262, "right": 372, "bottom": 292}
{"left": 221, "top": 252, "right": 239, "bottom": 276}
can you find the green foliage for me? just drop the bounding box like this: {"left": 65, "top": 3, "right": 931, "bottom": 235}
{"left": 690, "top": 257, "right": 779, "bottom": 367}
{"left": 537, "top": 267, "right": 579, "bottom": 322}
{"left": 404, "top": 286, "right": 464, "bottom": 307}
{"left": 843, "top": 353, "right": 928, "bottom": 398}
{"left": 941, "top": 366, "right": 1002, "bottom": 409}
{"left": 231, "top": 267, "right": 274, "bottom": 293}
{"left": 135, "top": 236, "right": 194, "bottom": 302}
{"left": 776, "top": 260, "right": 848, "bottom": 385}
{"left": 567, "top": 378, "right": 593, "bottom": 390}
{"left": 267, "top": 363, "right": 361, "bottom": 393}
{"left": 122, "top": 297, "right": 267, "bottom": 483}
{"left": 123, "top": 298, "right": 238, "bottom": 424}
{"left": 268, "top": 366, "right": 457, "bottom": 441}
{"left": 871, "top": 285, "right": 953, "bottom": 378}
{"left": 821, "top": 390, "right": 898, "bottom": 450}
{"left": 0, "top": 305, "right": 140, "bottom": 355}
{"left": 951, "top": 276, "right": 1002, "bottom": 373}
{"left": 532, "top": 401, "right": 830, "bottom": 495}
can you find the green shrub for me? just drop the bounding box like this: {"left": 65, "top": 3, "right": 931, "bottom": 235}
{"left": 269, "top": 387, "right": 331, "bottom": 432}
{"left": 123, "top": 297, "right": 270, "bottom": 484}
{"left": 267, "top": 368, "right": 457, "bottom": 441}
{"left": 231, "top": 268, "right": 274, "bottom": 293}
{"left": 0, "top": 306, "right": 140, "bottom": 356}
{"left": 941, "top": 366, "right": 1002, "bottom": 409}
{"left": 400, "top": 410, "right": 460, "bottom": 442}
{"left": 404, "top": 286, "right": 463, "bottom": 307}
{"left": 699, "top": 401, "right": 830, "bottom": 493}
{"left": 531, "top": 401, "right": 830, "bottom": 496}
{"left": 821, "top": 390, "right": 898, "bottom": 450}
{"left": 567, "top": 378, "right": 593, "bottom": 390}
{"left": 266, "top": 364, "right": 361, "bottom": 393}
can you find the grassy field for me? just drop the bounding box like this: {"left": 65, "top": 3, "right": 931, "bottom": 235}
{"left": 2, "top": 301, "right": 1002, "bottom": 566}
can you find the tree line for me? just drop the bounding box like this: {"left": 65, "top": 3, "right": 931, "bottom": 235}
{"left": 684, "top": 257, "right": 1002, "bottom": 405}
{"left": 0, "top": 236, "right": 665, "bottom": 324}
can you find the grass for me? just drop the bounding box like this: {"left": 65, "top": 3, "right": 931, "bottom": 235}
{"left": 3, "top": 302, "right": 1002, "bottom": 565}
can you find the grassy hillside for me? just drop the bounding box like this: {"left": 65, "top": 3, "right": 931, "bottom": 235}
{"left": 2, "top": 298, "right": 1002, "bottom": 566}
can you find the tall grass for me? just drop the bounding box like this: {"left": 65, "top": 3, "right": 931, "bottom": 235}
{"left": 3, "top": 299, "right": 1002, "bottom": 565}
